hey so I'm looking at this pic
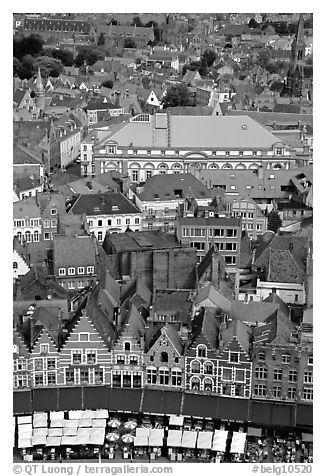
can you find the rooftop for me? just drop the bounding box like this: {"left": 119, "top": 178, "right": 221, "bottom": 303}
{"left": 68, "top": 192, "right": 141, "bottom": 216}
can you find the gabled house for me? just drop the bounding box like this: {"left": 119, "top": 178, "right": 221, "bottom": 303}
{"left": 144, "top": 324, "right": 184, "bottom": 390}
{"left": 13, "top": 327, "right": 30, "bottom": 390}
{"left": 185, "top": 308, "right": 220, "bottom": 394}
{"left": 29, "top": 328, "right": 60, "bottom": 388}
{"left": 217, "top": 318, "right": 252, "bottom": 398}
{"left": 110, "top": 301, "right": 146, "bottom": 388}
{"left": 57, "top": 306, "right": 114, "bottom": 386}
{"left": 194, "top": 284, "right": 231, "bottom": 312}
{"left": 13, "top": 237, "right": 30, "bottom": 281}
{"left": 13, "top": 177, "right": 43, "bottom": 201}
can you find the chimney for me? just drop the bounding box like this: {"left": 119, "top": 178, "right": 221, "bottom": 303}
{"left": 30, "top": 314, "right": 35, "bottom": 350}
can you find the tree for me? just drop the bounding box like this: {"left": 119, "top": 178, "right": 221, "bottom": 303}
{"left": 146, "top": 20, "right": 161, "bottom": 44}
{"left": 132, "top": 16, "right": 143, "bottom": 27}
{"left": 13, "top": 34, "right": 44, "bottom": 60}
{"left": 161, "top": 83, "right": 191, "bottom": 108}
{"left": 52, "top": 48, "right": 75, "bottom": 66}
{"left": 19, "top": 54, "right": 35, "bottom": 79}
{"left": 248, "top": 18, "right": 259, "bottom": 29}
{"left": 101, "top": 79, "right": 113, "bottom": 89}
{"left": 13, "top": 57, "right": 22, "bottom": 77}
{"left": 198, "top": 56, "right": 208, "bottom": 77}
{"left": 256, "top": 48, "right": 271, "bottom": 68}
{"left": 202, "top": 49, "right": 217, "bottom": 68}
{"left": 124, "top": 38, "right": 137, "bottom": 49}
{"left": 97, "top": 32, "right": 105, "bottom": 46}
{"left": 35, "top": 56, "right": 64, "bottom": 77}
{"left": 74, "top": 46, "right": 104, "bottom": 67}
{"left": 267, "top": 210, "right": 282, "bottom": 233}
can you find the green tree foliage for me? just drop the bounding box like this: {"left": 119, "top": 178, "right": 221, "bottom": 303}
{"left": 133, "top": 16, "right": 143, "bottom": 27}
{"left": 146, "top": 21, "right": 161, "bottom": 45}
{"left": 19, "top": 54, "right": 35, "bottom": 79}
{"left": 161, "top": 83, "right": 191, "bottom": 108}
{"left": 257, "top": 48, "right": 272, "bottom": 68}
{"left": 13, "top": 57, "right": 22, "bottom": 77}
{"left": 267, "top": 210, "right": 282, "bottom": 233}
{"left": 248, "top": 18, "right": 259, "bottom": 29}
{"left": 97, "top": 32, "right": 105, "bottom": 46}
{"left": 35, "top": 56, "right": 64, "bottom": 77}
{"left": 52, "top": 49, "right": 75, "bottom": 66}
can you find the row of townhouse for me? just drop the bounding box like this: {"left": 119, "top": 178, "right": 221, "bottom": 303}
{"left": 13, "top": 275, "right": 313, "bottom": 404}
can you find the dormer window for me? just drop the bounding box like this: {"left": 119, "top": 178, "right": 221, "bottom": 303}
{"left": 68, "top": 267, "right": 75, "bottom": 275}
{"left": 197, "top": 345, "right": 207, "bottom": 358}
{"left": 106, "top": 145, "right": 116, "bottom": 154}
{"left": 51, "top": 208, "right": 57, "bottom": 215}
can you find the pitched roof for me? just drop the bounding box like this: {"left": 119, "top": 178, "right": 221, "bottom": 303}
{"left": 103, "top": 229, "right": 181, "bottom": 253}
{"left": 253, "top": 310, "right": 295, "bottom": 345}
{"left": 13, "top": 144, "right": 43, "bottom": 165}
{"left": 230, "top": 300, "right": 282, "bottom": 324}
{"left": 220, "top": 318, "right": 252, "bottom": 353}
{"left": 53, "top": 235, "right": 97, "bottom": 268}
{"left": 253, "top": 234, "right": 308, "bottom": 270}
{"left": 13, "top": 197, "right": 41, "bottom": 218}
{"left": 267, "top": 249, "right": 306, "bottom": 283}
{"left": 106, "top": 114, "right": 285, "bottom": 150}
{"left": 14, "top": 176, "right": 41, "bottom": 193}
{"left": 137, "top": 173, "right": 211, "bottom": 202}
{"left": 68, "top": 192, "right": 141, "bottom": 216}
{"left": 195, "top": 284, "right": 231, "bottom": 312}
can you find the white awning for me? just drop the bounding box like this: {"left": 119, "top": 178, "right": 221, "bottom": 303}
{"left": 136, "top": 427, "right": 150, "bottom": 437}
{"left": 92, "top": 409, "right": 108, "bottom": 419}
{"left": 48, "top": 428, "right": 63, "bottom": 437}
{"left": 46, "top": 436, "right": 62, "bottom": 447}
{"left": 78, "top": 418, "right": 93, "bottom": 428}
{"left": 83, "top": 410, "right": 95, "bottom": 419}
{"left": 18, "top": 424, "right": 33, "bottom": 438}
{"left": 33, "top": 428, "right": 48, "bottom": 438}
{"left": 18, "top": 438, "right": 32, "bottom": 449}
{"left": 63, "top": 427, "right": 78, "bottom": 436}
{"left": 33, "top": 412, "right": 47, "bottom": 428}
{"left": 50, "top": 411, "right": 64, "bottom": 421}
{"left": 32, "top": 434, "right": 47, "bottom": 446}
{"left": 181, "top": 431, "right": 197, "bottom": 449}
{"left": 134, "top": 436, "right": 149, "bottom": 447}
{"left": 167, "top": 430, "right": 182, "bottom": 447}
{"left": 212, "top": 430, "right": 228, "bottom": 452}
{"left": 64, "top": 420, "right": 78, "bottom": 429}
{"left": 169, "top": 415, "right": 184, "bottom": 426}
{"left": 89, "top": 429, "right": 105, "bottom": 445}
{"left": 230, "top": 432, "right": 247, "bottom": 454}
{"left": 149, "top": 429, "right": 164, "bottom": 447}
{"left": 68, "top": 410, "right": 83, "bottom": 420}
{"left": 50, "top": 419, "right": 65, "bottom": 428}
{"left": 76, "top": 428, "right": 92, "bottom": 445}
{"left": 92, "top": 419, "right": 106, "bottom": 428}
{"left": 17, "top": 415, "right": 32, "bottom": 425}
{"left": 197, "top": 431, "right": 213, "bottom": 450}
{"left": 61, "top": 435, "right": 79, "bottom": 446}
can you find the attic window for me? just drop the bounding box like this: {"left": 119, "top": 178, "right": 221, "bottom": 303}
{"left": 153, "top": 193, "right": 159, "bottom": 199}
{"left": 174, "top": 189, "right": 183, "bottom": 198}
{"left": 200, "top": 191, "right": 206, "bottom": 196}
{"left": 242, "top": 124, "right": 247, "bottom": 130}
{"left": 112, "top": 205, "right": 119, "bottom": 211}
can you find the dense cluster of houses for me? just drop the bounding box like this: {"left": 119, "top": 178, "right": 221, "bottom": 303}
{"left": 13, "top": 13, "right": 313, "bottom": 427}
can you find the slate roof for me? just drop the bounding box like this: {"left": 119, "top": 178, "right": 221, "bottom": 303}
{"left": 228, "top": 109, "right": 313, "bottom": 127}
{"left": 83, "top": 295, "right": 116, "bottom": 345}
{"left": 68, "top": 192, "right": 141, "bottom": 216}
{"left": 53, "top": 235, "right": 97, "bottom": 268}
{"left": 253, "top": 310, "right": 295, "bottom": 345}
{"left": 13, "top": 144, "right": 43, "bottom": 165}
{"left": 107, "top": 114, "right": 285, "bottom": 150}
{"left": 177, "top": 216, "right": 241, "bottom": 227}
{"left": 230, "top": 301, "right": 282, "bottom": 324}
{"left": 253, "top": 234, "right": 308, "bottom": 270}
{"left": 195, "top": 284, "right": 231, "bottom": 313}
{"left": 117, "top": 301, "right": 146, "bottom": 340}
{"left": 13, "top": 197, "right": 41, "bottom": 218}
{"left": 103, "top": 230, "right": 181, "bottom": 254}
{"left": 220, "top": 318, "right": 252, "bottom": 353}
{"left": 24, "top": 18, "right": 90, "bottom": 33}
{"left": 137, "top": 173, "right": 212, "bottom": 202}
{"left": 14, "top": 176, "right": 41, "bottom": 193}
{"left": 263, "top": 292, "right": 289, "bottom": 318}
{"left": 120, "top": 278, "right": 152, "bottom": 310}
{"left": 197, "top": 244, "right": 227, "bottom": 281}
{"left": 190, "top": 307, "right": 219, "bottom": 350}
{"left": 267, "top": 249, "right": 306, "bottom": 283}
{"left": 164, "top": 106, "right": 214, "bottom": 116}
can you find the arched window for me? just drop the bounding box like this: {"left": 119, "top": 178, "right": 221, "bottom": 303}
{"left": 33, "top": 231, "right": 39, "bottom": 242}
{"left": 158, "top": 163, "right": 168, "bottom": 174}
{"left": 235, "top": 163, "right": 246, "bottom": 169}
{"left": 160, "top": 351, "right": 168, "bottom": 363}
{"left": 16, "top": 232, "right": 22, "bottom": 243}
{"left": 191, "top": 360, "right": 200, "bottom": 374}
{"left": 222, "top": 163, "right": 232, "bottom": 169}
{"left": 208, "top": 163, "right": 219, "bottom": 169}
{"left": 190, "top": 376, "right": 200, "bottom": 391}
{"left": 13, "top": 262, "right": 18, "bottom": 270}
{"left": 204, "top": 361, "right": 213, "bottom": 375}
{"left": 124, "top": 342, "right": 131, "bottom": 351}
{"left": 25, "top": 231, "right": 32, "bottom": 243}
{"left": 203, "top": 378, "right": 213, "bottom": 392}
{"left": 249, "top": 163, "right": 259, "bottom": 170}
{"left": 273, "top": 163, "right": 283, "bottom": 170}
{"left": 197, "top": 345, "right": 207, "bottom": 358}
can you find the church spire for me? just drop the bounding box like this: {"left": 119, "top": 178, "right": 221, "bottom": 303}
{"left": 294, "top": 13, "right": 305, "bottom": 45}
{"left": 35, "top": 66, "right": 44, "bottom": 94}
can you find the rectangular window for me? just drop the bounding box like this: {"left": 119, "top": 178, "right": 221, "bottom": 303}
{"left": 147, "top": 368, "right": 157, "bottom": 385}
{"left": 254, "top": 384, "right": 266, "bottom": 397}
{"left": 34, "top": 358, "right": 43, "bottom": 371}
{"left": 65, "top": 370, "right": 74, "bottom": 384}
{"left": 87, "top": 266, "right": 94, "bottom": 274}
{"left": 288, "top": 370, "right": 297, "bottom": 382}
{"left": 274, "top": 368, "right": 283, "bottom": 381}
{"left": 44, "top": 219, "right": 50, "bottom": 228}
{"left": 94, "top": 369, "right": 103, "bottom": 384}
{"left": 79, "top": 333, "right": 89, "bottom": 342}
{"left": 159, "top": 368, "right": 169, "bottom": 385}
{"left": 171, "top": 370, "right": 182, "bottom": 386}
{"left": 225, "top": 242, "right": 237, "bottom": 251}
{"left": 304, "top": 370, "right": 313, "bottom": 384}
{"left": 80, "top": 369, "right": 89, "bottom": 384}
{"left": 135, "top": 218, "right": 140, "bottom": 225}
{"left": 282, "top": 354, "right": 291, "bottom": 364}
{"left": 47, "top": 372, "right": 56, "bottom": 385}
{"left": 44, "top": 232, "right": 50, "bottom": 240}
{"left": 235, "top": 369, "right": 245, "bottom": 382}
{"left": 129, "top": 356, "right": 138, "bottom": 366}
{"left": 145, "top": 170, "right": 152, "bottom": 180}
{"left": 78, "top": 267, "right": 85, "bottom": 275}
{"left": 47, "top": 358, "right": 56, "bottom": 370}
{"left": 225, "top": 256, "right": 236, "bottom": 265}
{"left": 255, "top": 367, "right": 267, "bottom": 380}
{"left": 51, "top": 209, "right": 57, "bottom": 215}
{"left": 308, "top": 356, "right": 313, "bottom": 366}
{"left": 72, "top": 351, "right": 82, "bottom": 365}
{"left": 88, "top": 220, "right": 93, "bottom": 227}
{"left": 303, "top": 387, "right": 313, "bottom": 400}
{"left": 51, "top": 219, "right": 57, "bottom": 227}
{"left": 78, "top": 280, "right": 84, "bottom": 288}
{"left": 288, "top": 387, "right": 296, "bottom": 399}
{"left": 68, "top": 281, "right": 75, "bottom": 289}
{"left": 273, "top": 385, "right": 282, "bottom": 398}
{"left": 34, "top": 373, "right": 44, "bottom": 386}
{"left": 214, "top": 229, "right": 224, "bottom": 237}
{"left": 68, "top": 267, "right": 75, "bottom": 275}
{"left": 86, "top": 350, "right": 96, "bottom": 364}
{"left": 126, "top": 218, "right": 130, "bottom": 225}
{"left": 132, "top": 170, "right": 139, "bottom": 182}
{"left": 116, "top": 355, "right": 125, "bottom": 365}
{"left": 226, "top": 229, "right": 237, "bottom": 237}
{"left": 229, "top": 352, "right": 239, "bottom": 363}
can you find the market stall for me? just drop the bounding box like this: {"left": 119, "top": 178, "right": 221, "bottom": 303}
{"left": 133, "top": 435, "right": 149, "bottom": 458}
{"left": 211, "top": 430, "right": 228, "bottom": 462}
{"left": 149, "top": 428, "right": 164, "bottom": 460}
{"left": 230, "top": 431, "right": 247, "bottom": 462}
{"left": 197, "top": 431, "right": 213, "bottom": 460}
{"left": 181, "top": 430, "right": 197, "bottom": 461}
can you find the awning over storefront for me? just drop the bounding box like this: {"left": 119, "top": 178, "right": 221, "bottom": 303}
{"left": 32, "top": 434, "right": 47, "bottom": 446}
{"left": 76, "top": 428, "right": 91, "bottom": 445}
{"left": 48, "top": 428, "right": 63, "bottom": 437}
{"left": 64, "top": 420, "right": 79, "bottom": 429}
{"left": 68, "top": 410, "right": 83, "bottom": 420}
{"left": 270, "top": 404, "right": 294, "bottom": 427}
{"left": 161, "top": 391, "right": 182, "bottom": 415}
{"left": 197, "top": 431, "right": 213, "bottom": 450}
{"left": 50, "top": 419, "right": 65, "bottom": 428}
{"left": 218, "top": 397, "right": 249, "bottom": 422}
{"left": 296, "top": 404, "right": 313, "bottom": 427}
{"left": 14, "top": 391, "right": 32, "bottom": 415}
{"left": 182, "top": 393, "right": 218, "bottom": 419}
{"left": 33, "top": 388, "right": 57, "bottom": 412}
{"left": 92, "top": 410, "right": 108, "bottom": 419}
{"left": 136, "top": 427, "right": 150, "bottom": 437}
{"left": 302, "top": 433, "right": 313, "bottom": 443}
{"left": 141, "top": 389, "right": 163, "bottom": 414}
{"left": 83, "top": 387, "right": 107, "bottom": 410}
{"left": 32, "top": 428, "right": 48, "bottom": 438}
{"left": 109, "top": 388, "right": 142, "bottom": 412}
{"left": 212, "top": 430, "right": 228, "bottom": 452}
{"left": 149, "top": 429, "right": 164, "bottom": 447}
{"left": 230, "top": 432, "right": 247, "bottom": 454}
{"left": 89, "top": 428, "right": 105, "bottom": 445}
{"left": 61, "top": 435, "right": 79, "bottom": 445}
{"left": 33, "top": 412, "right": 47, "bottom": 428}
{"left": 45, "top": 436, "right": 62, "bottom": 447}
{"left": 92, "top": 419, "right": 106, "bottom": 428}
{"left": 78, "top": 419, "right": 92, "bottom": 428}
{"left": 169, "top": 415, "right": 184, "bottom": 426}
{"left": 58, "top": 387, "right": 82, "bottom": 411}
{"left": 134, "top": 436, "right": 149, "bottom": 446}
{"left": 250, "top": 401, "right": 273, "bottom": 426}
{"left": 167, "top": 430, "right": 182, "bottom": 447}
{"left": 247, "top": 427, "right": 262, "bottom": 437}
{"left": 63, "top": 427, "right": 78, "bottom": 436}
{"left": 181, "top": 431, "right": 197, "bottom": 449}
